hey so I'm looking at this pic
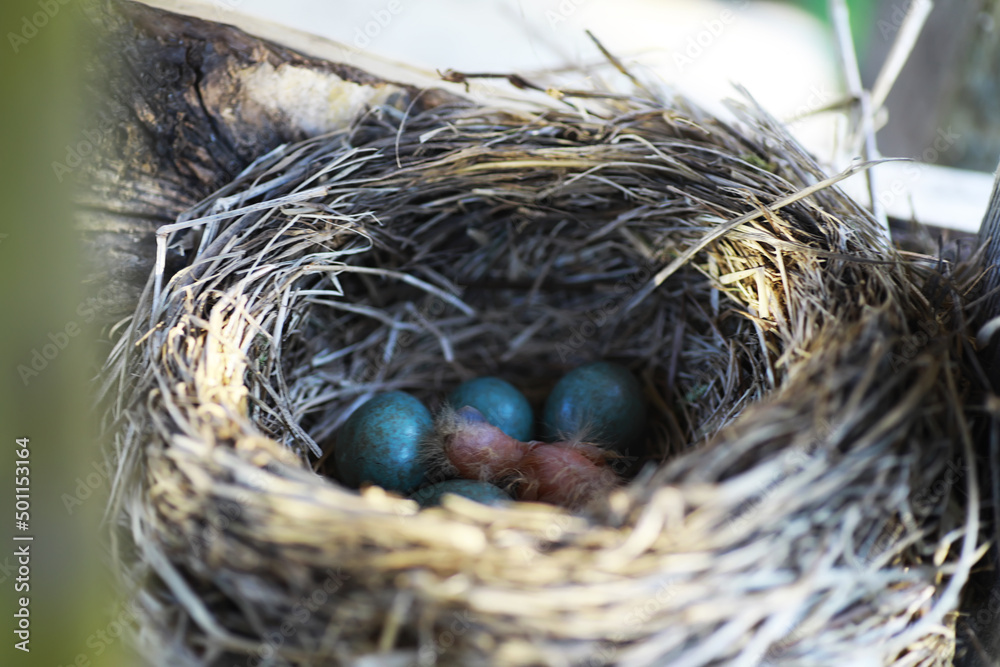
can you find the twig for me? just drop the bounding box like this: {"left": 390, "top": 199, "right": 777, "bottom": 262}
{"left": 870, "top": 0, "right": 934, "bottom": 113}
{"left": 624, "top": 158, "right": 895, "bottom": 314}
{"left": 829, "top": 0, "right": 890, "bottom": 237}
{"left": 585, "top": 29, "right": 659, "bottom": 102}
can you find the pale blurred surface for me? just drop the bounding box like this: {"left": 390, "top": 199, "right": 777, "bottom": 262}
{"left": 152, "top": 0, "right": 843, "bottom": 154}
{"left": 140, "top": 0, "right": 995, "bottom": 232}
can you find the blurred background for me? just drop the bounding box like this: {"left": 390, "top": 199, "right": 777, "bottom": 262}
{"left": 179, "top": 0, "right": 849, "bottom": 158}
{"left": 152, "top": 0, "right": 1000, "bottom": 228}
{"left": 0, "top": 1, "right": 997, "bottom": 665}
{"left": 157, "top": 0, "right": 999, "bottom": 170}
{"left": 1, "top": 1, "right": 124, "bottom": 666}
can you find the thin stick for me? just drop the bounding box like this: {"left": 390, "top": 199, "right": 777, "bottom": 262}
{"left": 870, "top": 0, "right": 934, "bottom": 113}
{"left": 624, "top": 159, "right": 894, "bottom": 314}
{"left": 153, "top": 184, "right": 333, "bottom": 315}
{"left": 326, "top": 265, "right": 476, "bottom": 317}
{"left": 585, "top": 30, "right": 658, "bottom": 102}
{"left": 830, "top": 0, "right": 890, "bottom": 237}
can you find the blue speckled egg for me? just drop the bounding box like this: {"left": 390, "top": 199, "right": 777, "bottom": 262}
{"left": 335, "top": 391, "right": 432, "bottom": 493}
{"left": 447, "top": 376, "right": 533, "bottom": 442}
{"left": 542, "top": 361, "right": 646, "bottom": 452}
{"left": 410, "top": 480, "right": 511, "bottom": 507}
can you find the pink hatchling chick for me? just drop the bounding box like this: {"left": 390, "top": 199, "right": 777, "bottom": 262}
{"left": 432, "top": 406, "right": 623, "bottom": 509}
{"left": 438, "top": 406, "right": 531, "bottom": 480}
{"left": 516, "top": 442, "right": 621, "bottom": 510}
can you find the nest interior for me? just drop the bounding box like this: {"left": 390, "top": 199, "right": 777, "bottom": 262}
{"left": 101, "top": 90, "right": 989, "bottom": 666}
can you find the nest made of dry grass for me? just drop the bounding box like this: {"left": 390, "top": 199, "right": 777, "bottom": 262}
{"left": 98, "top": 86, "right": 989, "bottom": 667}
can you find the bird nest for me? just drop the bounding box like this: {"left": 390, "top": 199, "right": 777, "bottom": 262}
{"left": 99, "top": 87, "right": 988, "bottom": 666}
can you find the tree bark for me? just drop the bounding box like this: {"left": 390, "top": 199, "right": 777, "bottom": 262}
{"left": 75, "top": 0, "right": 451, "bottom": 321}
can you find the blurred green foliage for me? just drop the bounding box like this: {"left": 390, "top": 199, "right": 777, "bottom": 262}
{"left": 763, "top": 0, "right": 879, "bottom": 60}
{"left": 0, "top": 1, "right": 128, "bottom": 666}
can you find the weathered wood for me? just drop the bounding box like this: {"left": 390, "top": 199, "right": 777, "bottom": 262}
{"left": 79, "top": 3, "right": 1000, "bottom": 663}
{"left": 959, "top": 162, "right": 1000, "bottom": 667}
{"left": 75, "top": 0, "right": 451, "bottom": 321}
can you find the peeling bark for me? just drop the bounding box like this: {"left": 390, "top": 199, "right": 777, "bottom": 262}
{"left": 75, "top": 0, "right": 451, "bottom": 321}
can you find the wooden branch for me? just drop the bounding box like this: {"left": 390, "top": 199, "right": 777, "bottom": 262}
{"left": 75, "top": 0, "right": 453, "bottom": 322}
{"left": 960, "top": 159, "right": 1000, "bottom": 667}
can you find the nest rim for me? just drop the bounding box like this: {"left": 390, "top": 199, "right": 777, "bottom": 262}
{"left": 99, "top": 90, "right": 986, "bottom": 667}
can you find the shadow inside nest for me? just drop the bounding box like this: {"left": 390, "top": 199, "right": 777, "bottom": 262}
{"left": 101, "top": 90, "right": 992, "bottom": 667}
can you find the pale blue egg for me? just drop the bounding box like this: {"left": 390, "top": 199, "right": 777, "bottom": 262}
{"left": 541, "top": 361, "right": 646, "bottom": 452}
{"left": 410, "top": 479, "right": 511, "bottom": 507}
{"left": 447, "top": 376, "right": 533, "bottom": 441}
{"left": 335, "top": 391, "right": 432, "bottom": 493}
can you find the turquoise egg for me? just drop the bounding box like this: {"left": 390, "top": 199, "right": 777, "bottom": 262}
{"left": 410, "top": 479, "right": 511, "bottom": 507}
{"left": 447, "top": 376, "right": 533, "bottom": 442}
{"left": 335, "top": 391, "right": 432, "bottom": 494}
{"left": 542, "top": 361, "right": 646, "bottom": 452}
